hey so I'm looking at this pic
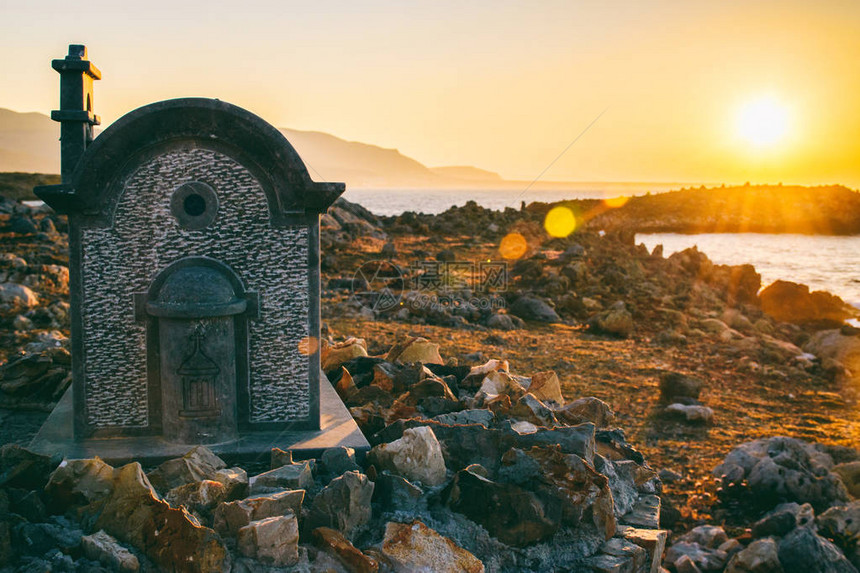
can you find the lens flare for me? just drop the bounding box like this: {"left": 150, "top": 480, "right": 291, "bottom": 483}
{"left": 499, "top": 232, "right": 528, "bottom": 259}
{"left": 544, "top": 206, "right": 577, "bottom": 238}
{"left": 298, "top": 336, "right": 319, "bottom": 356}
{"left": 603, "top": 196, "right": 629, "bottom": 208}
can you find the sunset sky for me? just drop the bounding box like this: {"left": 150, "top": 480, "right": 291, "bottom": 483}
{"left": 3, "top": 0, "right": 859, "bottom": 187}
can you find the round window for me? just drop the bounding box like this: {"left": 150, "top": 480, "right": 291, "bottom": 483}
{"left": 171, "top": 181, "right": 218, "bottom": 229}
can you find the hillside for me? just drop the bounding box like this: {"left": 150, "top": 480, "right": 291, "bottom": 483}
{"left": 0, "top": 107, "right": 506, "bottom": 189}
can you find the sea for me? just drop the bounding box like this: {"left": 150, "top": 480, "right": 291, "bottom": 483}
{"left": 344, "top": 188, "right": 860, "bottom": 308}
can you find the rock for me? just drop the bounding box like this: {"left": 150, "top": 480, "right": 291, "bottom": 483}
{"left": 714, "top": 437, "right": 849, "bottom": 511}
{"left": 11, "top": 520, "right": 83, "bottom": 560}
{"left": 762, "top": 280, "right": 859, "bottom": 327}
{"left": 832, "top": 462, "right": 860, "bottom": 498}
{"left": 321, "top": 447, "right": 361, "bottom": 479}
{"left": 433, "top": 409, "right": 495, "bottom": 427}
{"left": 45, "top": 457, "right": 116, "bottom": 511}
{"left": 665, "top": 541, "right": 729, "bottom": 572}
{"left": 368, "top": 426, "right": 447, "bottom": 486}
{"left": 804, "top": 330, "right": 860, "bottom": 378}
{"left": 527, "top": 370, "right": 565, "bottom": 405}
{"left": 621, "top": 495, "right": 661, "bottom": 529}
{"left": 270, "top": 447, "right": 293, "bottom": 468}
{"left": 237, "top": 514, "right": 299, "bottom": 567}
{"left": 725, "top": 538, "right": 783, "bottom": 573}
{"left": 474, "top": 369, "right": 527, "bottom": 406}
{"left": 0, "top": 283, "right": 39, "bottom": 309}
{"left": 308, "top": 471, "right": 374, "bottom": 540}
{"left": 81, "top": 530, "right": 140, "bottom": 573}
{"left": 509, "top": 295, "right": 561, "bottom": 323}
{"left": 752, "top": 502, "right": 809, "bottom": 538}
{"left": 386, "top": 337, "right": 444, "bottom": 365}
{"left": 556, "top": 397, "right": 615, "bottom": 428}
{"left": 445, "top": 465, "right": 558, "bottom": 546}
{"left": 622, "top": 527, "right": 669, "bottom": 573}
{"left": 778, "top": 526, "right": 857, "bottom": 573}
{"left": 665, "top": 403, "right": 714, "bottom": 424}
{"left": 590, "top": 537, "right": 648, "bottom": 573}
{"left": 323, "top": 338, "right": 369, "bottom": 371}
{"left": 313, "top": 526, "right": 379, "bottom": 573}
{"left": 589, "top": 307, "right": 634, "bottom": 338}
{"left": 0, "top": 445, "right": 55, "bottom": 490}
{"left": 92, "top": 462, "right": 231, "bottom": 573}
{"left": 509, "top": 393, "right": 558, "bottom": 427}
{"left": 213, "top": 489, "right": 305, "bottom": 537}
{"left": 679, "top": 525, "right": 729, "bottom": 549}
{"left": 486, "top": 313, "right": 523, "bottom": 331}
{"left": 164, "top": 479, "right": 228, "bottom": 517}
{"left": 211, "top": 467, "right": 249, "bottom": 500}
{"left": 372, "top": 472, "right": 423, "bottom": 512}
{"left": 380, "top": 520, "right": 484, "bottom": 573}
{"left": 249, "top": 460, "right": 313, "bottom": 494}
{"left": 817, "top": 500, "right": 860, "bottom": 568}
{"left": 436, "top": 248, "right": 456, "bottom": 262}
{"left": 146, "top": 446, "right": 227, "bottom": 493}
{"left": 659, "top": 371, "right": 703, "bottom": 403}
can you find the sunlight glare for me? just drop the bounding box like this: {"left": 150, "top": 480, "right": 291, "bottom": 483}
{"left": 736, "top": 96, "right": 789, "bottom": 148}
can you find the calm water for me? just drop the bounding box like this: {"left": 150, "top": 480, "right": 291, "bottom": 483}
{"left": 343, "top": 189, "right": 860, "bottom": 306}
{"left": 343, "top": 184, "right": 681, "bottom": 216}
{"left": 638, "top": 233, "right": 860, "bottom": 308}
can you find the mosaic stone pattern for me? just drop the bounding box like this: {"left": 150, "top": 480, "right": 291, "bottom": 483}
{"left": 81, "top": 147, "right": 310, "bottom": 428}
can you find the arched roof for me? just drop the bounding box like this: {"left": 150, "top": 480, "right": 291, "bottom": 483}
{"left": 36, "top": 98, "right": 344, "bottom": 225}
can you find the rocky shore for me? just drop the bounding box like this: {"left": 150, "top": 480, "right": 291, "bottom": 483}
{"left": 0, "top": 192, "right": 859, "bottom": 572}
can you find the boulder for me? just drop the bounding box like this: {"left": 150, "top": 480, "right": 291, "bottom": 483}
{"left": 213, "top": 489, "right": 305, "bottom": 538}
{"left": 725, "top": 538, "right": 783, "bottom": 573}
{"left": 322, "top": 338, "right": 369, "bottom": 371}
{"left": 146, "top": 446, "right": 227, "bottom": 493}
{"left": 659, "top": 371, "right": 703, "bottom": 403}
{"left": 372, "top": 472, "right": 424, "bottom": 512}
{"left": 92, "top": 462, "right": 231, "bottom": 573}
{"left": 386, "top": 337, "right": 444, "bottom": 365}
{"left": 211, "top": 467, "right": 249, "bottom": 500}
{"left": 445, "top": 465, "right": 559, "bottom": 546}
{"left": 45, "top": 457, "right": 115, "bottom": 511}
{"left": 313, "top": 526, "right": 379, "bottom": 573}
{"left": 590, "top": 537, "right": 648, "bottom": 573}
{"left": 320, "top": 447, "right": 361, "bottom": 479}
{"left": 556, "top": 397, "right": 615, "bottom": 428}
{"left": 817, "top": 501, "right": 860, "bottom": 568}
{"left": 714, "top": 437, "right": 849, "bottom": 511}
{"left": 588, "top": 307, "right": 634, "bottom": 338}
{"left": 777, "top": 526, "right": 858, "bottom": 573}
{"left": 308, "top": 471, "right": 374, "bottom": 540}
{"left": 237, "top": 514, "right": 299, "bottom": 567}
{"left": 249, "top": 460, "right": 313, "bottom": 494}
{"left": 0, "top": 283, "right": 39, "bottom": 309}
{"left": 0, "top": 445, "right": 56, "bottom": 490}
{"left": 509, "top": 393, "right": 558, "bottom": 427}
{"left": 509, "top": 296, "right": 561, "bottom": 323}
{"left": 760, "top": 280, "right": 857, "bottom": 328}
{"left": 368, "top": 426, "right": 447, "bottom": 486}
{"left": 804, "top": 330, "right": 860, "bottom": 383}
{"left": 164, "top": 479, "right": 228, "bottom": 518}
{"left": 664, "top": 540, "right": 729, "bottom": 572}
{"left": 527, "top": 370, "right": 565, "bottom": 405}
{"left": 832, "top": 462, "right": 860, "bottom": 499}
{"left": 665, "top": 403, "right": 714, "bottom": 424}
{"left": 622, "top": 527, "right": 669, "bottom": 573}
{"left": 380, "top": 520, "right": 484, "bottom": 573}
{"left": 81, "top": 530, "right": 140, "bottom": 573}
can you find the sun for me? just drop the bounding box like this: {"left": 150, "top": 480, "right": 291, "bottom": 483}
{"left": 736, "top": 96, "right": 790, "bottom": 148}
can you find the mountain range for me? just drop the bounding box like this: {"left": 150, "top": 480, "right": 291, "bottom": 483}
{"left": 0, "top": 107, "right": 512, "bottom": 189}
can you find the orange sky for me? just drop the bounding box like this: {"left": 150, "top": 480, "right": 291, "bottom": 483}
{"left": 3, "top": 1, "right": 859, "bottom": 187}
